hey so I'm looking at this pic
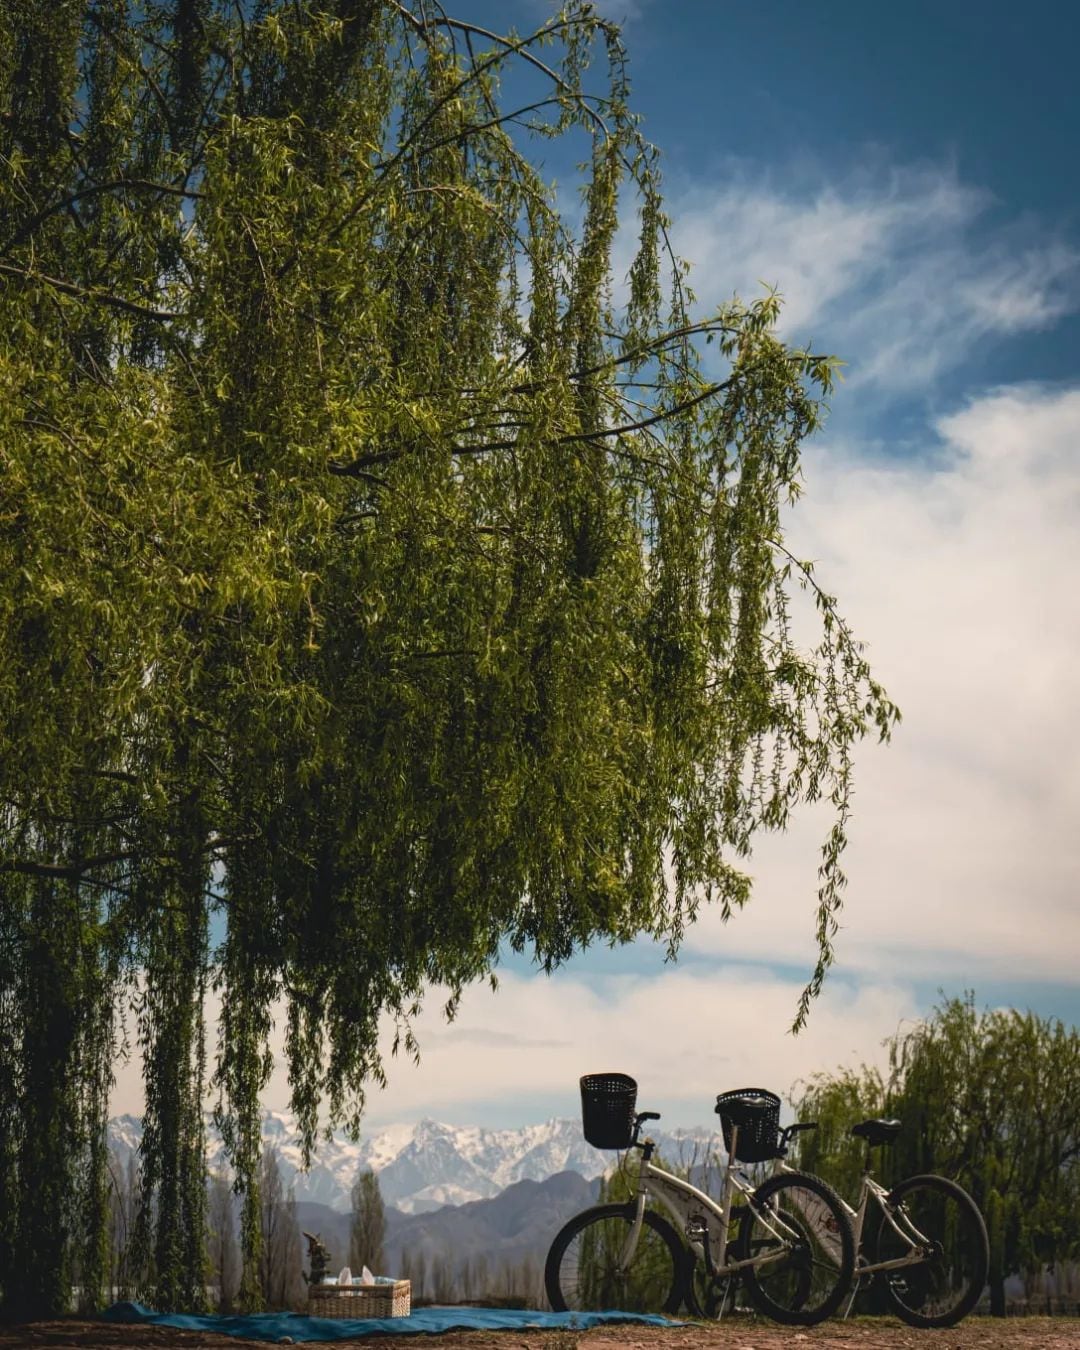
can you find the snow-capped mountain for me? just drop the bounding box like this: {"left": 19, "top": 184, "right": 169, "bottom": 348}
{"left": 107, "top": 1111, "right": 715, "bottom": 1214}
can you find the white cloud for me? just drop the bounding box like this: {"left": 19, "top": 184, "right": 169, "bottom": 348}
{"left": 110, "top": 388, "right": 1080, "bottom": 1132}
{"left": 350, "top": 966, "right": 915, "bottom": 1129}
{"left": 653, "top": 162, "right": 1080, "bottom": 395}
{"left": 108, "top": 963, "right": 915, "bottom": 1129}
{"left": 684, "top": 383, "right": 1080, "bottom": 985}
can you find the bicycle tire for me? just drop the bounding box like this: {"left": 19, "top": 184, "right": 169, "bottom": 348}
{"left": 735, "top": 1171, "right": 856, "bottom": 1325}
{"left": 545, "top": 1202, "right": 687, "bottom": 1315}
{"left": 870, "top": 1173, "right": 989, "bottom": 1328}
{"left": 686, "top": 1259, "right": 725, "bottom": 1320}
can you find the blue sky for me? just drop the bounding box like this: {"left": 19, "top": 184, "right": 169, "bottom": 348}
{"left": 110, "top": 2, "right": 1080, "bottom": 1136}
{"left": 620, "top": 0, "right": 1080, "bottom": 394}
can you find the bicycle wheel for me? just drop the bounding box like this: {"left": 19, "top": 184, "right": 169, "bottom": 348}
{"left": 735, "top": 1171, "right": 855, "bottom": 1325}
{"left": 545, "top": 1203, "right": 687, "bottom": 1315}
{"left": 870, "top": 1173, "right": 989, "bottom": 1327}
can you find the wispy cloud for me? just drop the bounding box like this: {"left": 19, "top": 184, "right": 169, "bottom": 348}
{"left": 110, "top": 385, "right": 1078, "bottom": 1128}
{"left": 655, "top": 161, "right": 1080, "bottom": 396}
{"left": 252, "top": 967, "right": 915, "bottom": 1128}
{"left": 340, "top": 385, "right": 1077, "bottom": 1125}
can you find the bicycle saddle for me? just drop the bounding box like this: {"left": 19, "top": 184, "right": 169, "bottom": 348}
{"left": 850, "top": 1117, "right": 902, "bottom": 1146}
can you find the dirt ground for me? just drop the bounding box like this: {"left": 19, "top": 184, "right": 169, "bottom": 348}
{"left": 2, "top": 1319, "right": 1079, "bottom": 1350}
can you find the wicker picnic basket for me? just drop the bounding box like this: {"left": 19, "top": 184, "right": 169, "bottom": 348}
{"left": 308, "top": 1280, "right": 411, "bottom": 1319}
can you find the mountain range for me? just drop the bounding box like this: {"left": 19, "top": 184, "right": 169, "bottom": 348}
{"left": 107, "top": 1110, "right": 715, "bottom": 1214}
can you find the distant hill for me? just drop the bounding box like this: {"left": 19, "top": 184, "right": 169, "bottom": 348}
{"left": 385, "top": 1170, "right": 601, "bottom": 1299}
{"left": 293, "top": 1171, "right": 598, "bottom": 1291}
{"left": 385, "top": 1170, "right": 597, "bottom": 1264}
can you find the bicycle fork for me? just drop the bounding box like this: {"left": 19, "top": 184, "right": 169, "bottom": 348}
{"left": 617, "top": 1189, "right": 648, "bottom": 1274}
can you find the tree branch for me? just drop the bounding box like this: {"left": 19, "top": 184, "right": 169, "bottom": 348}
{"left": 1, "top": 178, "right": 206, "bottom": 256}
{"left": 0, "top": 261, "right": 182, "bottom": 321}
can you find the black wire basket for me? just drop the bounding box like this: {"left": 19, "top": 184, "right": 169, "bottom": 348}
{"left": 714, "top": 1087, "right": 782, "bottom": 1163}
{"left": 580, "top": 1072, "right": 638, "bottom": 1149}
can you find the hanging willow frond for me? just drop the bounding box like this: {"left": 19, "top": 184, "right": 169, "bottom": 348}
{"left": 0, "top": 0, "right": 897, "bottom": 1315}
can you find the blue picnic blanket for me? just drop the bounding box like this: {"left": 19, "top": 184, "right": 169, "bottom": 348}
{"left": 103, "top": 1300, "right": 686, "bottom": 1343}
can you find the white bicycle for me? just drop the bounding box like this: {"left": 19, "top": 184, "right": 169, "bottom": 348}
{"left": 545, "top": 1076, "right": 855, "bottom": 1326}
{"left": 787, "top": 1115, "right": 989, "bottom": 1328}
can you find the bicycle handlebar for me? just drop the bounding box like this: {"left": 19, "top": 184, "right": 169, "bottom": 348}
{"left": 629, "top": 1109, "right": 660, "bottom": 1149}
{"left": 777, "top": 1120, "right": 818, "bottom": 1154}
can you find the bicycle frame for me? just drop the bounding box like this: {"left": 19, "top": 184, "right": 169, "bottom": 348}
{"left": 846, "top": 1174, "right": 936, "bottom": 1276}
{"left": 775, "top": 1159, "right": 931, "bottom": 1278}
{"left": 618, "top": 1128, "right": 797, "bottom": 1280}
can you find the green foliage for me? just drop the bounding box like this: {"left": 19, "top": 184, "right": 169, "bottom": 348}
{"left": 793, "top": 994, "right": 1080, "bottom": 1316}
{"left": 0, "top": 0, "right": 895, "bottom": 1315}
{"left": 789, "top": 1064, "right": 887, "bottom": 1203}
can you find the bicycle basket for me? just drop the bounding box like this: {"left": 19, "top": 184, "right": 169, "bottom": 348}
{"left": 580, "top": 1073, "right": 638, "bottom": 1149}
{"left": 714, "top": 1087, "right": 781, "bottom": 1163}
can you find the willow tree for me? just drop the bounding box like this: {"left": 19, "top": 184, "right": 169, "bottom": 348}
{"left": 0, "top": 0, "right": 897, "bottom": 1317}
{"left": 794, "top": 996, "right": 1080, "bottom": 1316}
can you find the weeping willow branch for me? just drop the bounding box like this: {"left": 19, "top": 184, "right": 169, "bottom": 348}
{"left": 0, "top": 261, "right": 183, "bottom": 321}
{"left": 0, "top": 0, "right": 898, "bottom": 1317}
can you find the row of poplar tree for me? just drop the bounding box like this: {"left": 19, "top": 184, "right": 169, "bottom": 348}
{"left": 101, "top": 1146, "right": 542, "bottom": 1312}
{"left": 794, "top": 995, "right": 1080, "bottom": 1317}
{"left": 103, "top": 1150, "right": 386, "bottom": 1313}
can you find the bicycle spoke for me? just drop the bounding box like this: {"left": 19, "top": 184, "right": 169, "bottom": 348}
{"left": 545, "top": 1204, "right": 684, "bottom": 1315}
{"left": 736, "top": 1173, "right": 855, "bottom": 1326}
{"left": 872, "top": 1176, "right": 988, "bottom": 1328}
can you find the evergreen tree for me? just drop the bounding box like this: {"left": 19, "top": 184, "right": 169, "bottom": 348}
{"left": 207, "top": 1170, "right": 240, "bottom": 1313}
{"left": 106, "top": 1150, "right": 139, "bottom": 1303}
{"left": 281, "top": 1188, "right": 304, "bottom": 1310}
{"left": 257, "top": 1146, "right": 302, "bottom": 1310}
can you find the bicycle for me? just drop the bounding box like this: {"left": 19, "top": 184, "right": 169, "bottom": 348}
{"left": 544, "top": 1075, "right": 855, "bottom": 1326}
{"left": 785, "top": 1114, "right": 990, "bottom": 1328}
